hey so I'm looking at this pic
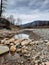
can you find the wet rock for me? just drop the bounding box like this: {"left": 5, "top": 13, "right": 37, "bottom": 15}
{"left": 10, "top": 45, "right": 16, "bottom": 52}
{"left": 0, "top": 46, "right": 9, "bottom": 55}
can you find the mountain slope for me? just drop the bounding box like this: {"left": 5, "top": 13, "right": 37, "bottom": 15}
{"left": 18, "top": 20, "right": 49, "bottom": 28}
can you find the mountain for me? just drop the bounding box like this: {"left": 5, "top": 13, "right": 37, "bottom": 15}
{"left": 17, "top": 20, "right": 49, "bottom": 28}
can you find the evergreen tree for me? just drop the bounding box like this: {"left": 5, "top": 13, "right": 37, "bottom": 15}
{"left": 0, "top": 0, "right": 7, "bottom": 17}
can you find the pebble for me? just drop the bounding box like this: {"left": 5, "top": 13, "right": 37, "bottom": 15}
{"left": 22, "top": 49, "right": 29, "bottom": 54}
{"left": 16, "top": 49, "right": 22, "bottom": 53}
{"left": 45, "top": 62, "right": 49, "bottom": 65}
{"left": 35, "top": 40, "right": 43, "bottom": 44}
{"left": 35, "top": 41, "right": 39, "bottom": 44}
{"left": 46, "top": 41, "right": 49, "bottom": 45}
{"left": 4, "top": 41, "right": 10, "bottom": 45}
{"left": 21, "top": 61, "right": 24, "bottom": 64}
{"left": 10, "top": 45, "right": 16, "bottom": 52}
{"left": 44, "top": 40, "right": 48, "bottom": 43}
{"left": 14, "top": 39, "right": 24, "bottom": 44}
{"left": 46, "top": 41, "right": 49, "bottom": 51}
{"left": 22, "top": 46, "right": 28, "bottom": 50}
{"left": 1, "top": 38, "right": 9, "bottom": 44}
{"left": 1, "top": 38, "right": 49, "bottom": 64}
{"left": 8, "top": 38, "right": 15, "bottom": 43}
{"left": 1, "top": 39, "right": 6, "bottom": 44}
{"left": 24, "top": 53, "right": 30, "bottom": 57}
{"left": 42, "top": 62, "right": 49, "bottom": 65}
{"left": 33, "top": 52, "right": 41, "bottom": 60}
{"left": 21, "top": 40, "right": 31, "bottom": 46}
{"left": 15, "top": 43, "right": 20, "bottom": 46}
{"left": 29, "top": 42, "right": 35, "bottom": 45}
{"left": 10, "top": 43, "right": 14, "bottom": 46}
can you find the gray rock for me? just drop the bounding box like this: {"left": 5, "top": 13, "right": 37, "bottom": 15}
{"left": 0, "top": 46, "right": 9, "bottom": 55}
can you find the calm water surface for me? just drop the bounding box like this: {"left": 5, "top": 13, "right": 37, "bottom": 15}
{"left": 13, "top": 33, "right": 29, "bottom": 39}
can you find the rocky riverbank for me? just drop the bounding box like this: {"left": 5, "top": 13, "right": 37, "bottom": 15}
{"left": 0, "top": 28, "right": 49, "bottom": 65}
{"left": 0, "top": 38, "right": 49, "bottom": 65}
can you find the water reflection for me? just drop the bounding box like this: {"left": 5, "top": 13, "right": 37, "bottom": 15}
{"left": 13, "top": 34, "right": 29, "bottom": 39}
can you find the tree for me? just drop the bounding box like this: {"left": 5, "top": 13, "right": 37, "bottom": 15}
{"left": 16, "top": 18, "right": 22, "bottom": 25}
{"left": 7, "top": 15, "right": 15, "bottom": 24}
{"left": 0, "top": 0, "right": 7, "bottom": 17}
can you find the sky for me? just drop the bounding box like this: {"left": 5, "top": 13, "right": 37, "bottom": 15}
{"left": 2, "top": 0, "right": 49, "bottom": 24}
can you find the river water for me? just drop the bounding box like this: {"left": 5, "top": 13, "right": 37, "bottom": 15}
{"left": 13, "top": 34, "right": 29, "bottom": 39}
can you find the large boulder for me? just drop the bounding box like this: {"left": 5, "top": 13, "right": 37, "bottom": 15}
{"left": 0, "top": 46, "right": 9, "bottom": 55}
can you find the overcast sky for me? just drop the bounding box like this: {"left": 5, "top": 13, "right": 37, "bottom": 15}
{"left": 2, "top": 0, "right": 49, "bottom": 24}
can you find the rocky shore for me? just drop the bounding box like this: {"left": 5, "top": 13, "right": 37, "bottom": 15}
{"left": 0, "top": 38, "right": 49, "bottom": 65}
{"left": 0, "top": 28, "right": 49, "bottom": 65}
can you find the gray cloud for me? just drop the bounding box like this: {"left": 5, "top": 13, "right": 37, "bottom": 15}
{"left": 6, "top": 0, "right": 49, "bottom": 14}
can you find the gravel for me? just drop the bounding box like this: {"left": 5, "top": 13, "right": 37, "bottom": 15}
{"left": 32, "top": 28, "right": 49, "bottom": 40}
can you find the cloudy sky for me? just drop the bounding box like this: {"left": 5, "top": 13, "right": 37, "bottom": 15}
{"left": 3, "top": 0, "right": 49, "bottom": 24}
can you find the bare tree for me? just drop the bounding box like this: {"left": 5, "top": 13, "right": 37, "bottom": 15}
{"left": 0, "top": 0, "right": 7, "bottom": 17}
{"left": 16, "top": 18, "right": 22, "bottom": 25}
{"left": 7, "top": 15, "right": 15, "bottom": 24}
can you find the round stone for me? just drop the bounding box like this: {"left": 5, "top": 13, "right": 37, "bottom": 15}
{"left": 10, "top": 46, "right": 16, "bottom": 52}
{"left": 10, "top": 43, "right": 14, "bottom": 46}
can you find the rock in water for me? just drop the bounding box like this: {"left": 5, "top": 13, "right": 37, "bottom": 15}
{"left": 0, "top": 46, "right": 9, "bottom": 55}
